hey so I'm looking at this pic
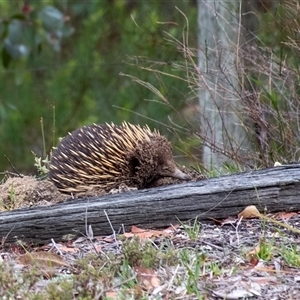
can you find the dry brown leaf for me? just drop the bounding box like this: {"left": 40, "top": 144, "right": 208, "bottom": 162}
{"left": 220, "top": 217, "right": 237, "bottom": 225}
{"left": 55, "top": 244, "right": 79, "bottom": 253}
{"left": 103, "top": 237, "right": 115, "bottom": 242}
{"left": 247, "top": 245, "right": 261, "bottom": 257}
{"left": 250, "top": 276, "right": 277, "bottom": 284}
{"left": 94, "top": 244, "right": 102, "bottom": 252}
{"left": 276, "top": 212, "right": 298, "bottom": 220}
{"left": 123, "top": 232, "right": 135, "bottom": 238}
{"left": 238, "top": 205, "right": 261, "bottom": 219}
{"left": 246, "top": 222, "right": 254, "bottom": 227}
{"left": 16, "top": 251, "right": 70, "bottom": 268}
{"left": 124, "top": 226, "right": 171, "bottom": 239}
{"left": 104, "top": 291, "right": 118, "bottom": 299}
{"left": 94, "top": 236, "right": 115, "bottom": 243}
{"left": 134, "top": 266, "right": 161, "bottom": 291}
{"left": 123, "top": 227, "right": 153, "bottom": 239}
{"left": 131, "top": 226, "right": 148, "bottom": 234}
{"left": 249, "top": 255, "right": 259, "bottom": 267}
{"left": 163, "top": 224, "right": 180, "bottom": 233}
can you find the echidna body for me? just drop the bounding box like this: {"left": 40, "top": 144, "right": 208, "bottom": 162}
{"left": 49, "top": 122, "right": 190, "bottom": 193}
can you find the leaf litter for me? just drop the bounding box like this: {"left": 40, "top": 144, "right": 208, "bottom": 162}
{"left": 0, "top": 210, "right": 300, "bottom": 299}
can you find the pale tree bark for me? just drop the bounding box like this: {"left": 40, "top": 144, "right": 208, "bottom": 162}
{"left": 197, "top": 0, "right": 256, "bottom": 169}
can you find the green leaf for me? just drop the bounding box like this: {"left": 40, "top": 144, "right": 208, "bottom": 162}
{"left": 7, "top": 20, "right": 23, "bottom": 45}
{"left": 61, "top": 25, "right": 75, "bottom": 37}
{"left": 2, "top": 47, "right": 11, "bottom": 68}
{"left": 39, "top": 6, "right": 64, "bottom": 32}
{"left": 37, "top": 42, "right": 43, "bottom": 54}
{"left": 10, "top": 14, "right": 26, "bottom": 21}
{"left": 0, "top": 22, "right": 4, "bottom": 41}
{"left": 4, "top": 39, "right": 29, "bottom": 59}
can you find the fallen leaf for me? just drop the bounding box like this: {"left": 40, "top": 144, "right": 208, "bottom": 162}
{"left": 56, "top": 244, "right": 79, "bottom": 253}
{"left": 124, "top": 226, "right": 172, "bottom": 239}
{"left": 105, "top": 291, "right": 118, "bottom": 299}
{"left": 247, "top": 245, "right": 261, "bottom": 257}
{"left": 16, "top": 251, "right": 70, "bottom": 268}
{"left": 130, "top": 227, "right": 155, "bottom": 239}
{"left": 276, "top": 212, "right": 297, "bottom": 220}
{"left": 213, "top": 287, "right": 261, "bottom": 299}
{"left": 238, "top": 205, "right": 261, "bottom": 219}
{"left": 249, "top": 256, "right": 259, "bottom": 267}
{"left": 131, "top": 226, "right": 147, "bottom": 234}
{"left": 220, "top": 217, "right": 237, "bottom": 225}
{"left": 123, "top": 232, "right": 134, "bottom": 238}
{"left": 73, "top": 237, "right": 87, "bottom": 243}
{"left": 94, "top": 244, "right": 102, "bottom": 252}
{"left": 249, "top": 276, "right": 277, "bottom": 284}
{"left": 37, "top": 242, "right": 79, "bottom": 253}
{"left": 103, "top": 237, "right": 115, "bottom": 242}
{"left": 163, "top": 224, "right": 180, "bottom": 233}
{"left": 134, "top": 266, "right": 161, "bottom": 291}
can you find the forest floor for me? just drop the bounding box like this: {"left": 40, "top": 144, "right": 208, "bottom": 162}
{"left": 0, "top": 172, "right": 300, "bottom": 299}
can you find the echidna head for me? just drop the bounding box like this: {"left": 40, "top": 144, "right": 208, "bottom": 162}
{"left": 126, "top": 135, "right": 190, "bottom": 188}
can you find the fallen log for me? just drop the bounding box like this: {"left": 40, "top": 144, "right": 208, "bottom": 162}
{"left": 1, "top": 164, "right": 300, "bottom": 244}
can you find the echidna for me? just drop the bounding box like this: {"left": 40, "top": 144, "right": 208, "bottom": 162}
{"left": 48, "top": 122, "right": 190, "bottom": 193}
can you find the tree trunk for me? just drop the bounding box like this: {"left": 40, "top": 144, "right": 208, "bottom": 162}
{"left": 1, "top": 164, "right": 300, "bottom": 244}
{"left": 197, "top": 0, "right": 254, "bottom": 168}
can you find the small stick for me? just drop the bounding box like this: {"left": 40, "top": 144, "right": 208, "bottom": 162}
{"left": 3, "top": 155, "right": 23, "bottom": 178}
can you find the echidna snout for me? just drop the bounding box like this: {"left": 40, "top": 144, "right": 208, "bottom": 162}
{"left": 158, "top": 162, "right": 191, "bottom": 180}
{"left": 49, "top": 122, "right": 190, "bottom": 193}
{"left": 153, "top": 154, "right": 190, "bottom": 180}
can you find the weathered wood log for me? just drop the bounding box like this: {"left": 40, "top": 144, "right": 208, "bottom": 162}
{"left": 1, "top": 164, "right": 300, "bottom": 244}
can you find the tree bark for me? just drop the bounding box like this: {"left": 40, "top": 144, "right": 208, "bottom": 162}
{"left": 1, "top": 164, "right": 300, "bottom": 244}
{"left": 197, "top": 0, "right": 254, "bottom": 168}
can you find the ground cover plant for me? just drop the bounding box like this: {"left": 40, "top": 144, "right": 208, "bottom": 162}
{"left": 1, "top": 214, "right": 300, "bottom": 299}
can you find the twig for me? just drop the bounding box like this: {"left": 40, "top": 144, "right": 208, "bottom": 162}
{"left": 3, "top": 155, "right": 23, "bottom": 178}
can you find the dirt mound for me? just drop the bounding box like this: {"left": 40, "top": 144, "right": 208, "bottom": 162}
{"left": 0, "top": 176, "right": 68, "bottom": 211}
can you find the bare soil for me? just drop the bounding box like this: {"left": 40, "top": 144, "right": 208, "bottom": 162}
{"left": 0, "top": 176, "right": 68, "bottom": 211}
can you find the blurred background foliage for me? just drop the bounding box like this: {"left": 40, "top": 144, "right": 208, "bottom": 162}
{"left": 0, "top": 1, "right": 296, "bottom": 176}
{"left": 0, "top": 0, "right": 198, "bottom": 174}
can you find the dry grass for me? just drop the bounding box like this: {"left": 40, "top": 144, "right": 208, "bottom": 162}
{"left": 121, "top": 1, "right": 300, "bottom": 174}
{"left": 1, "top": 215, "right": 300, "bottom": 299}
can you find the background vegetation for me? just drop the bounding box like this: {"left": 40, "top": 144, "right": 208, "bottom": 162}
{"left": 0, "top": 0, "right": 198, "bottom": 175}
{"left": 1, "top": 1, "right": 300, "bottom": 176}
